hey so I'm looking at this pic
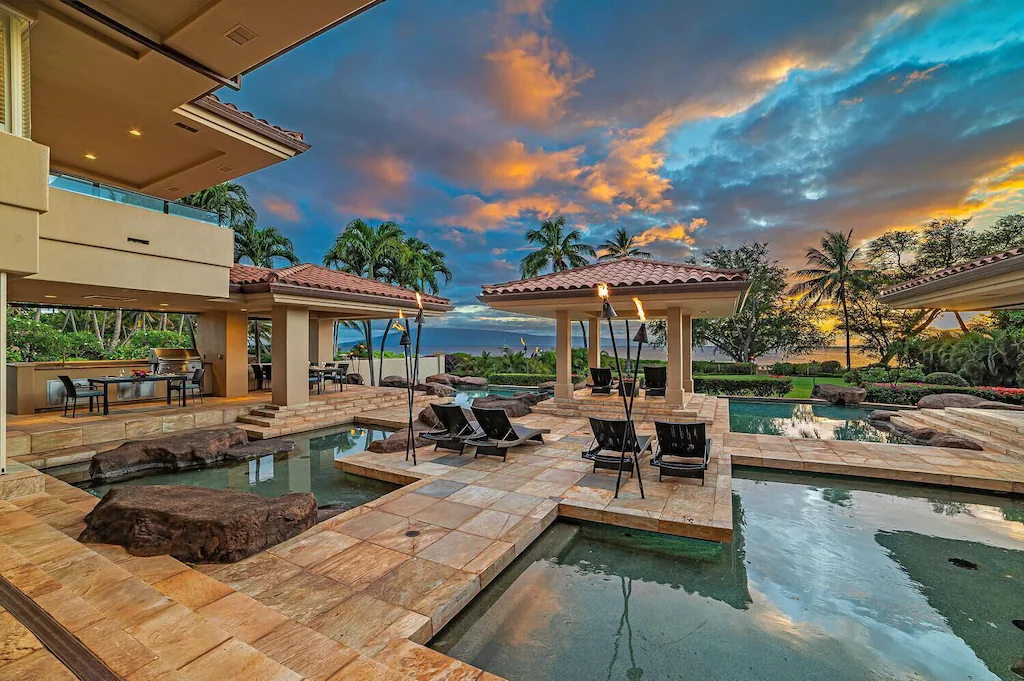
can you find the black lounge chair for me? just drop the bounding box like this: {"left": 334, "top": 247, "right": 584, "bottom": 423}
{"left": 422, "top": 404, "right": 484, "bottom": 453}
{"left": 650, "top": 421, "right": 710, "bottom": 484}
{"left": 58, "top": 375, "right": 104, "bottom": 418}
{"left": 582, "top": 417, "right": 653, "bottom": 474}
{"left": 469, "top": 406, "right": 549, "bottom": 461}
{"left": 590, "top": 367, "right": 616, "bottom": 395}
{"left": 643, "top": 365, "right": 667, "bottom": 397}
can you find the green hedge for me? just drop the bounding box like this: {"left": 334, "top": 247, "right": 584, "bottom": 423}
{"left": 770, "top": 360, "right": 843, "bottom": 376}
{"left": 487, "top": 373, "right": 556, "bottom": 386}
{"left": 863, "top": 383, "right": 1024, "bottom": 406}
{"left": 922, "top": 372, "right": 969, "bottom": 387}
{"left": 693, "top": 361, "right": 756, "bottom": 375}
{"left": 695, "top": 376, "right": 792, "bottom": 397}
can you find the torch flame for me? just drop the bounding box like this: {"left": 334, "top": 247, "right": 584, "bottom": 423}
{"left": 392, "top": 321, "right": 405, "bottom": 332}
{"left": 519, "top": 337, "right": 526, "bottom": 348}
{"left": 632, "top": 297, "right": 646, "bottom": 322}
{"left": 398, "top": 309, "right": 404, "bottom": 319}
{"left": 597, "top": 282, "right": 610, "bottom": 300}
{"left": 415, "top": 291, "right": 423, "bottom": 309}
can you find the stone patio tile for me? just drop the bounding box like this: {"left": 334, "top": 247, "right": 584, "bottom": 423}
{"left": 408, "top": 462, "right": 457, "bottom": 477}
{"left": 126, "top": 604, "right": 230, "bottom": 670}
{"left": 461, "top": 540, "right": 515, "bottom": 588}
{"left": 474, "top": 472, "right": 526, "bottom": 492}
{"left": 314, "top": 542, "right": 410, "bottom": 588}
{"left": 412, "top": 500, "right": 482, "bottom": 530}
{"left": 415, "top": 530, "right": 493, "bottom": 570}
{"left": 154, "top": 567, "right": 238, "bottom": 607}
{"left": 41, "top": 551, "right": 131, "bottom": 597}
{"left": 488, "top": 491, "right": 544, "bottom": 516}
{"left": 457, "top": 509, "right": 522, "bottom": 540}
{"left": 309, "top": 592, "right": 408, "bottom": 650}
{"left": 255, "top": 570, "right": 355, "bottom": 624}
{"left": 445, "top": 484, "right": 510, "bottom": 508}
{"left": 367, "top": 518, "right": 449, "bottom": 555}
{"left": 197, "top": 592, "right": 289, "bottom": 644}
{"left": 363, "top": 609, "right": 433, "bottom": 653}
{"left": 0, "top": 648, "right": 76, "bottom": 681}
{"left": 373, "top": 639, "right": 482, "bottom": 681}
{"left": 74, "top": 618, "right": 158, "bottom": 677}
{"left": 444, "top": 468, "right": 491, "bottom": 484}
{"left": 34, "top": 588, "right": 105, "bottom": 633}
{"left": 499, "top": 463, "right": 547, "bottom": 479}
{"left": 577, "top": 472, "right": 619, "bottom": 491}
{"left": 112, "top": 554, "right": 189, "bottom": 585}
{"left": 333, "top": 510, "right": 406, "bottom": 540}
{"left": 366, "top": 556, "right": 457, "bottom": 609}
{"left": 534, "top": 468, "right": 587, "bottom": 486}
{"left": 326, "top": 656, "right": 406, "bottom": 680}
{"left": 0, "top": 611, "right": 42, "bottom": 665}
{"left": 374, "top": 492, "right": 441, "bottom": 517}
{"left": 2, "top": 562, "right": 62, "bottom": 598}
{"left": 562, "top": 484, "right": 615, "bottom": 505}
{"left": 430, "top": 455, "right": 474, "bottom": 467}
{"left": 177, "top": 639, "right": 300, "bottom": 681}
{"left": 409, "top": 570, "right": 480, "bottom": 634}
{"left": 82, "top": 574, "right": 175, "bottom": 629}
{"left": 416, "top": 479, "right": 468, "bottom": 499}
{"left": 251, "top": 620, "right": 359, "bottom": 681}
{"left": 269, "top": 529, "right": 360, "bottom": 569}
{"left": 514, "top": 478, "right": 573, "bottom": 497}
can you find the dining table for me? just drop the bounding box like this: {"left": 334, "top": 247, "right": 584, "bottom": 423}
{"left": 88, "top": 373, "right": 191, "bottom": 415}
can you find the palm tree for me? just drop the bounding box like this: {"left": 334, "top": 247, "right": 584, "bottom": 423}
{"left": 597, "top": 228, "right": 652, "bottom": 261}
{"left": 519, "top": 215, "right": 596, "bottom": 277}
{"left": 323, "top": 220, "right": 406, "bottom": 386}
{"left": 395, "top": 238, "right": 452, "bottom": 295}
{"left": 177, "top": 182, "right": 256, "bottom": 227}
{"left": 233, "top": 220, "right": 299, "bottom": 268}
{"left": 520, "top": 215, "right": 596, "bottom": 350}
{"left": 791, "top": 230, "right": 871, "bottom": 370}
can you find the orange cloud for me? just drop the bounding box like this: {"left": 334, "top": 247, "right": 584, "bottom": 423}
{"left": 445, "top": 194, "right": 584, "bottom": 231}
{"left": 634, "top": 217, "right": 708, "bottom": 246}
{"left": 897, "top": 63, "right": 947, "bottom": 92}
{"left": 361, "top": 153, "right": 412, "bottom": 188}
{"left": 485, "top": 31, "right": 593, "bottom": 128}
{"left": 473, "top": 140, "right": 584, "bottom": 192}
{"left": 263, "top": 196, "right": 301, "bottom": 222}
{"left": 335, "top": 152, "right": 412, "bottom": 221}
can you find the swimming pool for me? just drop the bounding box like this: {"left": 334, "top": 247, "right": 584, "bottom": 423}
{"left": 452, "top": 386, "right": 547, "bottom": 406}
{"left": 729, "top": 399, "right": 907, "bottom": 443}
{"left": 55, "top": 425, "right": 398, "bottom": 511}
{"left": 430, "top": 470, "right": 1024, "bottom": 681}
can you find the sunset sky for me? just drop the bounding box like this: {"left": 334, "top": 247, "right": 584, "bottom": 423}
{"left": 225, "top": 0, "right": 1024, "bottom": 334}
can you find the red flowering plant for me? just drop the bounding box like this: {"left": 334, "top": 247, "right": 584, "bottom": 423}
{"left": 130, "top": 368, "right": 151, "bottom": 382}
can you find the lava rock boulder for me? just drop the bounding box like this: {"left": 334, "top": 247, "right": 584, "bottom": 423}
{"left": 811, "top": 384, "right": 867, "bottom": 406}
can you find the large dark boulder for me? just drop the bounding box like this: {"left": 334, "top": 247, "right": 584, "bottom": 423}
{"left": 868, "top": 410, "right": 898, "bottom": 422}
{"left": 538, "top": 381, "right": 556, "bottom": 392}
{"left": 381, "top": 375, "right": 409, "bottom": 388}
{"left": 368, "top": 427, "right": 431, "bottom": 453}
{"left": 425, "top": 373, "right": 455, "bottom": 385}
{"left": 345, "top": 372, "right": 365, "bottom": 385}
{"left": 512, "top": 391, "right": 545, "bottom": 406}
{"left": 811, "top": 384, "right": 867, "bottom": 406}
{"left": 89, "top": 428, "right": 293, "bottom": 482}
{"left": 80, "top": 486, "right": 316, "bottom": 563}
{"left": 454, "top": 375, "right": 488, "bottom": 388}
{"left": 917, "top": 393, "right": 1024, "bottom": 410}
{"left": 418, "top": 405, "right": 440, "bottom": 427}
{"left": 928, "top": 433, "right": 984, "bottom": 450}
{"left": 472, "top": 394, "right": 533, "bottom": 417}
{"left": 416, "top": 382, "right": 456, "bottom": 398}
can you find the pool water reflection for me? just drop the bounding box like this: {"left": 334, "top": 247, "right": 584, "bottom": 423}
{"left": 729, "top": 399, "right": 907, "bottom": 443}
{"left": 62, "top": 425, "right": 398, "bottom": 511}
{"left": 430, "top": 471, "right": 1024, "bottom": 681}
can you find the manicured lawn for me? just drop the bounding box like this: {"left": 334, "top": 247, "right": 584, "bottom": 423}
{"left": 695, "top": 374, "right": 847, "bottom": 399}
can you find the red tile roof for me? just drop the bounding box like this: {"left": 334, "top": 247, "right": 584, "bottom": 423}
{"left": 880, "top": 247, "right": 1024, "bottom": 295}
{"left": 192, "top": 94, "right": 310, "bottom": 153}
{"left": 230, "top": 263, "right": 450, "bottom": 306}
{"left": 480, "top": 257, "right": 747, "bottom": 296}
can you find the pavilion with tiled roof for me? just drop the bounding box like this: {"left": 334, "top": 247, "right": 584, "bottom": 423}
{"left": 480, "top": 258, "right": 749, "bottom": 405}
{"left": 878, "top": 247, "right": 1024, "bottom": 311}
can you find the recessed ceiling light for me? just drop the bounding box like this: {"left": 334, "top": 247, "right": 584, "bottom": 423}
{"left": 129, "top": 129, "right": 142, "bottom": 136}
{"left": 84, "top": 153, "right": 97, "bottom": 160}
{"left": 44, "top": 294, "right": 57, "bottom": 299}
{"left": 159, "top": 303, "right": 169, "bottom": 307}
{"left": 240, "top": 308, "right": 247, "bottom": 311}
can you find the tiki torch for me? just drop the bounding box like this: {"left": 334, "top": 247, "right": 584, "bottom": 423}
{"left": 597, "top": 283, "right": 645, "bottom": 499}
{"left": 397, "top": 315, "right": 417, "bottom": 464}
{"left": 413, "top": 292, "right": 424, "bottom": 385}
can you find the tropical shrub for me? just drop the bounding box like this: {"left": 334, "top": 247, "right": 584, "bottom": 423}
{"left": 863, "top": 383, "right": 1024, "bottom": 406}
{"left": 487, "top": 373, "right": 557, "bottom": 386}
{"left": 692, "top": 361, "right": 756, "bottom": 375}
{"left": 911, "top": 331, "right": 1024, "bottom": 387}
{"left": 769, "top": 361, "right": 844, "bottom": 376}
{"left": 844, "top": 365, "right": 925, "bottom": 385}
{"left": 922, "top": 372, "right": 969, "bottom": 387}
{"left": 107, "top": 331, "right": 189, "bottom": 360}
{"left": 695, "top": 376, "right": 792, "bottom": 397}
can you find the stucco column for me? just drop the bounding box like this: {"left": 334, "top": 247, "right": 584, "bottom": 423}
{"left": 196, "top": 311, "right": 249, "bottom": 397}
{"left": 554, "top": 309, "right": 573, "bottom": 399}
{"left": 272, "top": 305, "right": 311, "bottom": 407}
{"left": 309, "top": 318, "right": 335, "bottom": 364}
{"left": 665, "top": 306, "right": 684, "bottom": 406}
{"left": 1, "top": 273, "right": 7, "bottom": 475}
{"left": 588, "top": 317, "right": 601, "bottom": 369}
{"left": 681, "top": 314, "right": 694, "bottom": 392}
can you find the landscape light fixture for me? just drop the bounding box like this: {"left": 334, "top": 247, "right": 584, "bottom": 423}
{"left": 595, "top": 283, "right": 645, "bottom": 499}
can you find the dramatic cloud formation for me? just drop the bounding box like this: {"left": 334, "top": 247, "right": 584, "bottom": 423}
{"left": 225, "top": 0, "right": 1024, "bottom": 331}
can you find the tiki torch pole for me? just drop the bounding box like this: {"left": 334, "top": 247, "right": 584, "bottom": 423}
{"left": 626, "top": 298, "right": 647, "bottom": 499}
{"left": 397, "top": 314, "right": 416, "bottom": 465}
{"left": 413, "top": 293, "right": 424, "bottom": 384}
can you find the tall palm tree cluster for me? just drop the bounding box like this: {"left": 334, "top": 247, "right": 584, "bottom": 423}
{"left": 322, "top": 219, "right": 451, "bottom": 385}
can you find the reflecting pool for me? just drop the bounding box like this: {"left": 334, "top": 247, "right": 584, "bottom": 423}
{"left": 729, "top": 399, "right": 908, "bottom": 443}
{"left": 57, "top": 425, "right": 398, "bottom": 511}
{"left": 430, "top": 470, "right": 1024, "bottom": 681}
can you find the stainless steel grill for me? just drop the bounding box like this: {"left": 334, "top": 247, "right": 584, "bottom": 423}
{"left": 148, "top": 347, "right": 203, "bottom": 374}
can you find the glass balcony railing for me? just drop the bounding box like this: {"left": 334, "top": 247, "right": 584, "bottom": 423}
{"left": 48, "top": 171, "right": 224, "bottom": 226}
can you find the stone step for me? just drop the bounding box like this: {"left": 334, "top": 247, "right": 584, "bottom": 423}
{"left": 945, "top": 407, "right": 1024, "bottom": 433}
{"left": 892, "top": 412, "right": 1012, "bottom": 455}
{"left": 915, "top": 409, "right": 1024, "bottom": 449}
{"left": 941, "top": 408, "right": 1024, "bottom": 440}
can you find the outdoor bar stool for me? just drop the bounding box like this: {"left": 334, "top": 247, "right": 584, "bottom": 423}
{"left": 251, "top": 364, "right": 265, "bottom": 391}
{"left": 58, "top": 375, "right": 104, "bottom": 418}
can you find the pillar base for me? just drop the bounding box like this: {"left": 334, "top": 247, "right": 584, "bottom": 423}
{"left": 554, "top": 383, "right": 574, "bottom": 400}
{"left": 682, "top": 379, "right": 694, "bottom": 392}
{"left": 665, "top": 389, "right": 684, "bottom": 406}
